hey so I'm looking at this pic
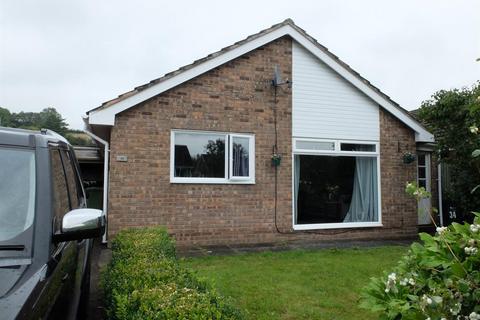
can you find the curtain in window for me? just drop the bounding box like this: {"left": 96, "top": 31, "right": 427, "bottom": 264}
{"left": 343, "top": 157, "right": 378, "bottom": 222}
{"left": 232, "top": 141, "right": 249, "bottom": 176}
{"left": 294, "top": 155, "right": 300, "bottom": 217}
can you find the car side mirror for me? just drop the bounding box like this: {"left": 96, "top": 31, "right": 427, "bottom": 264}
{"left": 54, "top": 208, "right": 105, "bottom": 242}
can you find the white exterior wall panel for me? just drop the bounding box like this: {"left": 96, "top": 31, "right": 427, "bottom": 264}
{"left": 292, "top": 41, "right": 380, "bottom": 141}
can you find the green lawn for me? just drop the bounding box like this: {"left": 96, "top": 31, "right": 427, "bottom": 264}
{"left": 182, "top": 246, "right": 408, "bottom": 320}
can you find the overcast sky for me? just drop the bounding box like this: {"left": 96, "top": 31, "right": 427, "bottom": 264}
{"left": 1, "top": 0, "right": 479, "bottom": 129}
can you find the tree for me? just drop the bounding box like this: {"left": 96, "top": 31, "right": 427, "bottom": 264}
{"left": 0, "top": 107, "right": 12, "bottom": 126}
{"left": 0, "top": 107, "right": 92, "bottom": 145}
{"left": 10, "top": 111, "right": 41, "bottom": 129}
{"left": 38, "top": 107, "right": 68, "bottom": 135}
{"left": 417, "top": 82, "right": 480, "bottom": 221}
{"left": 5, "top": 107, "right": 68, "bottom": 134}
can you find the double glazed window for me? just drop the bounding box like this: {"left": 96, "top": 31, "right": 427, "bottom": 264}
{"left": 293, "top": 138, "right": 381, "bottom": 230}
{"left": 171, "top": 130, "right": 255, "bottom": 183}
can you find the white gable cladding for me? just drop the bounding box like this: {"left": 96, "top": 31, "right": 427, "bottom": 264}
{"left": 292, "top": 41, "right": 380, "bottom": 141}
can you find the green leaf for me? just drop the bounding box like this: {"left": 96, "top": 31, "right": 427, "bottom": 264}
{"left": 419, "top": 233, "right": 435, "bottom": 244}
{"left": 472, "top": 184, "right": 480, "bottom": 194}
{"left": 472, "top": 149, "right": 480, "bottom": 158}
{"left": 410, "top": 242, "right": 425, "bottom": 255}
{"left": 451, "top": 222, "right": 468, "bottom": 235}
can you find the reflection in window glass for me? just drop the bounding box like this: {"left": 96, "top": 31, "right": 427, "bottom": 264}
{"left": 51, "top": 149, "right": 70, "bottom": 234}
{"left": 340, "top": 143, "right": 376, "bottom": 152}
{"left": 61, "top": 150, "right": 80, "bottom": 208}
{"left": 232, "top": 136, "right": 249, "bottom": 177}
{"left": 0, "top": 148, "right": 35, "bottom": 241}
{"left": 296, "top": 140, "right": 335, "bottom": 151}
{"left": 174, "top": 133, "right": 225, "bottom": 178}
{"left": 418, "top": 167, "right": 426, "bottom": 179}
{"left": 417, "top": 154, "right": 425, "bottom": 166}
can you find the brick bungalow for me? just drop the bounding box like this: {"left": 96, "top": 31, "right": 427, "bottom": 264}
{"left": 84, "top": 19, "right": 439, "bottom": 247}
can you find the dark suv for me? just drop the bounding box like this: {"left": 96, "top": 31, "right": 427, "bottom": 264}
{"left": 0, "top": 127, "right": 104, "bottom": 320}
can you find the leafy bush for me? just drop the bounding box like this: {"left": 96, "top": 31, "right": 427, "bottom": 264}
{"left": 102, "top": 227, "right": 243, "bottom": 320}
{"left": 417, "top": 82, "right": 480, "bottom": 221}
{"left": 361, "top": 214, "right": 480, "bottom": 319}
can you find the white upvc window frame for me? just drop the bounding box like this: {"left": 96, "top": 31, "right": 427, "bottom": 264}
{"left": 229, "top": 133, "right": 255, "bottom": 181}
{"left": 170, "top": 130, "right": 255, "bottom": 184}
{"left": 292, "top": 137, "right": 382, "bottom": 230}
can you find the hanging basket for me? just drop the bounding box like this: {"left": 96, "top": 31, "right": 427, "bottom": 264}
{"left": 271, "top": 154, "right": 282, "bottom": 167}
{"left": 403, "top": 152, "right": 416, "bottom": 164}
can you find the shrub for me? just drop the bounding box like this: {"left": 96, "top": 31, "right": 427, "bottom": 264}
{"left": 360, "top": 213, "right": 480, "bottom": 319}
{"left": 416, "top": 82, "right": 480, "bottom": 221}
{"left": 102, "top": 227, "right": 243, "bottom": 320}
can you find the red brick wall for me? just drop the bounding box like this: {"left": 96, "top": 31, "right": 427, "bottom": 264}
{"left": 107, "top": 37, "right": 419, "bottom": 247}
{"left": 379, "top": 109, "right": 418, "bottom": 235}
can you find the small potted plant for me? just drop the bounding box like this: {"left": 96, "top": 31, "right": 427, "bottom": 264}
{"left": 271, "top": 153, "right": 282, "bottom": 167}
{"left": 402, "top": 152, "right": 416, "bottom": 164}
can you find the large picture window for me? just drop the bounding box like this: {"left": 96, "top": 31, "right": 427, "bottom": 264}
{"left": 171, "top": 130, "right": 255, "bottom": 184}
{"left": 293, "top": 139, "right": 381, "bottom": 230}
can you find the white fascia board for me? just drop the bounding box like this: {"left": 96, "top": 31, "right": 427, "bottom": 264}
{"left": 88, "top": 24, "right": 434, "bottom": 143}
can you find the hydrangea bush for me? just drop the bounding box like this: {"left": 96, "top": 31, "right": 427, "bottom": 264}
{"left": 360, "top": 183, "right": 480, "bottom": 320}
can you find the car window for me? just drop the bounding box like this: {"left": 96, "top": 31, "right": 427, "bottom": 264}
{"left": 0, "top": 147, "right": 35, "bottom": 241}
{"left": 60, "top": 149, "right": 81, "bottom": 209}
{"left": 50, "top": 148, "right": 70, "bottom": 234}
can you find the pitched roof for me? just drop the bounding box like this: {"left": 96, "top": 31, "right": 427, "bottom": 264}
{"left": 86, "top": 19, "right": 434, "bottom": 142}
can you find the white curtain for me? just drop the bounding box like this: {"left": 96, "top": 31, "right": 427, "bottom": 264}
{"left": 343, "top": 157, "right": 378, "bottom": 222}
{"left": 233, "top": 143, "right": 249, "bottom": 176}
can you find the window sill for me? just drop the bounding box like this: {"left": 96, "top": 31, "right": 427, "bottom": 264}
{"left": 170, "top": 178, "right": 255, "bottom": 185}
{"left": 293, "top": 222, "right": 383, "bottom": 230}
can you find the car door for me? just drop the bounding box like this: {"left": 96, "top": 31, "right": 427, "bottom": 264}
{"left": 31, "top": 147, "right": 78, "bottom": 319}
{"left": 60, "top": 147, "right": 90, "bottom": 319}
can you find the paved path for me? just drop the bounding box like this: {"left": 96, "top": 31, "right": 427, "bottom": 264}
{"left": 177, "top": 238, "right": 414, "bottom": 257}
{"left": 86, "top": 239, "right": 111, "bottom": 320}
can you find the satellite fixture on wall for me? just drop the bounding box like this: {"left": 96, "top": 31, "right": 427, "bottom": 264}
{"left": 271, "top": 65, "right": 291, "bottom": 88}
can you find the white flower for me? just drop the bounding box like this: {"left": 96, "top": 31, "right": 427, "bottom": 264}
{"left": 422, "top": 294, "right": 433, "bottom": 305}
{"left": 436, "top": 226, "right": 448, "bottom": 235}
{"left": 433, "top": 296, "right": 442, "bottom": 304}
{"left": 470, "top": 125, "right": 479, "bottom": 134}
{"left": 440, "top": 318, "right": 447, "bottom": 320}
{"left": 465, "top": 246, "right": 478, "bottom": 255}
{"left": 450, "top": 302, "right": 461, "bottom": 315}
{"left": 470, "top": 224, "right": 479, "bottom": 233}
{"left": 384, "top": 272, "right": 398, "bottom": 293}
{"left": 399, "top": 277, "right": 415, "bottom": 286}
{"left": 469, "top": 312, "right": 480, "bottom": 320}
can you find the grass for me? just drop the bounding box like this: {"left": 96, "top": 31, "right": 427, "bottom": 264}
{"left": 182, "top": 246, "right": 408, "bottom": 320}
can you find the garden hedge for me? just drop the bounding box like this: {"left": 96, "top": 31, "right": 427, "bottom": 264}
{"left": 102, "top": 227, "right": 243, "bottom": 320}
